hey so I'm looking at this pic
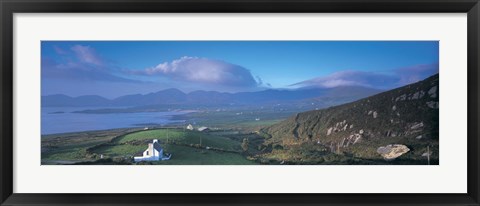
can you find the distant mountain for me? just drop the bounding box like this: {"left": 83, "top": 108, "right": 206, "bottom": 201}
{"left": 42, "top": 86, "right": 382, "bottom": 108}
{"left": 112, "top": 88, "right": 188, "bottom": 106}
{"left": 260, "top": 74, "right": 439, "bottom": 164}
{"left": 186, "top": 90, "right": 232, "bottom": 105}
{"left": 42, "top": 94, "right": 111, "bottom": 107}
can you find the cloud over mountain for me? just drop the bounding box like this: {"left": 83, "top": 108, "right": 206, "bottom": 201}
{"left": 291, "top": 63, "right": 439, "bottom": 89}
{"left": 395, "top": 63, "right": 439, "bottom": 85}
{"left": 132, "top": 56, "right": 260, "bottom": 88}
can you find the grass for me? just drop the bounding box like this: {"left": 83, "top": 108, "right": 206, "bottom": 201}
{"left": 236, "top": 119, "right": 282, "bottom": 130}
{"left": 345, "top": 136, "right": 438, "bottom": 164}
{"left": 150, "top": 145, "right": 257, "bottom": 165}
{"left": 178, "top": 109, "right": 294, "bottom": 131}
{"left": 41, "top": 128, "right": 144, "bottom": 164}
{"left": 88, "top": 142, "right": 257, "bottom": 165}
{"left": 42, "top": 129, "right": 256, "bottom": 165}
{"left": 42, "top": 147, "right": 89, "bottom": 161}
{"left": 256, "top": 135, "right": 438, "bottom": 165}
{"left": 116, "top": 129, "right": 183, "bottom": 143}
{"left": 92, "top": 144, "right": 146, "bottom": 157}
{"left": 116, "top": 129, "right": 242, "bottom": 151}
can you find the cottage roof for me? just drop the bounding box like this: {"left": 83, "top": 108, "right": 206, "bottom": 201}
{"left": 153, "top": 140, "right": 163, "bottom": 152}
{"left": 198, "top": 126, "right": 209, "bottom": 131}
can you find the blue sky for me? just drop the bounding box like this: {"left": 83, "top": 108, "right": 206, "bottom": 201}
{"left": 41, "top": 41, "right": 439, "bottom": 98}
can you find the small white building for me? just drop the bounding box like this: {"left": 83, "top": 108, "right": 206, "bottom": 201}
{"left": 198, "top": 126, "right": 210, "bottom": 132}
{"left": 134, "top": 139, "right": 171, "bottom": 162}
{"left": 186, "top": 124, "right": 194, "bottom": 130}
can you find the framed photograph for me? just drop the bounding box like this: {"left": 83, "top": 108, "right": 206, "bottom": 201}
{"left": 1, "top": 0, "right": 479, "bottom": 205}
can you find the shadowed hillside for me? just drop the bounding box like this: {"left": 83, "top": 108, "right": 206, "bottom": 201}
{"left": 260, "top": 74, "right": 439, "bottom": 164}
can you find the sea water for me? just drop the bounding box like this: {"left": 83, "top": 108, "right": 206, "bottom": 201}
{"left": 41, "top": 107, "right": 190, "bottom": 135}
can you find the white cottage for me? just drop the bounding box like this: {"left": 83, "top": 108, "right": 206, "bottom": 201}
{"left": 186, "top": 124, "right": 194, "bottom": 130}
{"left": 134, "top": 139, "right": 171, "bottom": 162}
{"left": 198, "top": 126, "right": 210, "bottom": 132}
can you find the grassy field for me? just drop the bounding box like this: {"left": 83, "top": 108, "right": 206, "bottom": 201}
{"left": 91, "top": 144, "right": 146, "bottom": 157}
{"left": 116, "top": 129, "right": 242, "bottom": 152}
{"left": 41, "top": 128, "right": 143, "bottom": 164}
{"left": 42, "top": 127, "right": 260, "bottom": 165}
{"left": 175, "top": 109, "right": 293, "bottom": 132}
{"left": 147, "top": 145, "right": 255, "bottom": 165}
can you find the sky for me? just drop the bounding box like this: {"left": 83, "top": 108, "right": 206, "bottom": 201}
{"left": 41, "top": 41, "right": 439, "bottom": 99}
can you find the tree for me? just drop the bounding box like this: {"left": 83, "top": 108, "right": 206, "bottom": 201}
{"left": 241, "top": 138, "right": 249, "bottom": 152}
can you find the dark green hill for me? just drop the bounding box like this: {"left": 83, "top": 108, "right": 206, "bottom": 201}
{"left": 260, "top": 74, "right": 439, "bottom": 164}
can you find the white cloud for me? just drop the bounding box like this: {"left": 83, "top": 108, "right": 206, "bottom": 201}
{"left": 291, "top": 63, "right": 439, "bottom": 89}
{"left": 71, "top": 45, "right": 103, "bottom": 66}
{"left": 42, "top": 44, "right": 138, "bottom": 83}
{"left": 133, "top": 56, "right": 259, "bottom": 88}
{"left": 291, "top": 70, "right": 394, "bottom": 89}
{"left": 395, "top": 63, "right": 439, "bottom": 85}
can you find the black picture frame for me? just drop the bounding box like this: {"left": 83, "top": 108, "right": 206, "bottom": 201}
{"left": 1, "top": 0, "right": 479, "bottom": 205}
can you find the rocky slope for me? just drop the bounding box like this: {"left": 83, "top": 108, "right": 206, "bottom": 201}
{"left": 260, "top": 74, "right": 439, "bottom": 164}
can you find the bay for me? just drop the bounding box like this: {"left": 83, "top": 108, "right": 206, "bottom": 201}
{"left": 41, "top": 107, "right": 190, "bottom": 135}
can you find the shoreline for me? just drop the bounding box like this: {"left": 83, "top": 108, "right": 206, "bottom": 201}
{"left": 41, "top": 123, "right": 191, "bottom": 137}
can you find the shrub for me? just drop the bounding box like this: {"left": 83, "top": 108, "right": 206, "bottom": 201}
{"left": 241, "top": 138, "right": 249, "bottom": 151}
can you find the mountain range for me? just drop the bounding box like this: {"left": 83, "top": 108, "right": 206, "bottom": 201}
{"left": 42, "top": 86, "right": 382, "bottom": 108}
